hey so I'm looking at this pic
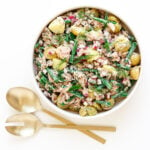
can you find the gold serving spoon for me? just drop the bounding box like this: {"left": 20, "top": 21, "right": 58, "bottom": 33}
{"left": 6, "top": 87, "right": 116, "bottom": 143}
{"left": 5, "top": 113, "right": 115, "bottom": 137}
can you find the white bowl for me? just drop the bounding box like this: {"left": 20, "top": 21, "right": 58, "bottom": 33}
{"left": 31, "top": 6, "right": 142, "bottom": 119}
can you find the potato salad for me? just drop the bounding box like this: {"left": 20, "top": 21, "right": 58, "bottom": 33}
{"left": 33, "top": 8, "right": 141, "bottom": 116}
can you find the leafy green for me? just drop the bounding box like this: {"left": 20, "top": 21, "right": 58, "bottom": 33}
{"left": 111, "top": 91, "right": 128, "bottom": 99}
{"left": 69, "top": 40, "right": 78, "bottom": 64}
{"left": 65, "top": 32, "right": 76, "bottom": 42}
{"left": 125, "top": 42, "right": 137, "bottom": 62}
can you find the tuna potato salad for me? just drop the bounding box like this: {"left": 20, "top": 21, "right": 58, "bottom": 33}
{"left": 33, "top": 8, "right": 141, "bottom": 116}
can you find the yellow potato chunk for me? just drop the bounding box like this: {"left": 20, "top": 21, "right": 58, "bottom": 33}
{"left": 115, "top": 35, "right": 131, "bottom": 52}
{"left": 52, "top": 58, "right": 67, "bottom": 70}
{"left": 48, "top": 17, "right": 65, "bottom": 34}
{"left": 130, "top": 66, "right": 140, "bottom": 80}
{"left": 86, "top": 48, "right": 100, "bottom": 62}
{"left": 79, "top": 106, "right": 97, "bottom": 116}
{"left": 130, "top": 52, "right": 141, "bottom": 66}
{"left": 108, "top": 15, "right": 119, "bottom": 23}
{"left": 101, "top": 99, "right": 115, "bottom": 110}
{"left": 70, "top": 26, "right": 85, "bottom": 36}
{"left": 103, "top": 65, "right": 117, "bottom": 76}
{"left": 88, "top": 89, "right": 95, "bottom": 99}
{"left": 107, "top": 22, "right": 121, "bottom": 33}
{"left": 44, "top": 47, "right": 57, "bottom": 59}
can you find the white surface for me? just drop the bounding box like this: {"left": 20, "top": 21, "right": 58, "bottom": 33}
{"left": 0, "top": 0, "right": 149, "bottom": 149}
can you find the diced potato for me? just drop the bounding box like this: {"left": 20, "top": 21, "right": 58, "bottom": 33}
{"left": 86, "top": 30, "right": 103, "bottom": 41}
{"left": 86, "top": 106, "right": 97, "bottom": 116}
{"left": 115, "top": 35, "right": 131, "bottom": 52}
{"left": 48, "top": 17, "right": 65, "bottom": 34}
{"left": 101, "top": 99, "right": 115, "bottom": 110}
{"left": 103, "top": 65, "right": 117, "bottom": 76}
{"left": 70, "top": 26, "right": 85, "bottom": 36}
{"left": 130, "top": 66, "right": 140, "bottom": 80}
{"left": 44, "top": 47, "right": 57, "bottom": 59}
{"left": 108, "top": 15, "right": 119, "bottom": 23}
{"left": 92, "top": 102, "right": 102, "bottom": 111}
{"left": 79, "top": 106, "right": 97, "bottom": 116}
{"left": 52, "top": 58, "right": 67, "bottom": 70}
{"left": 107, "top": 22, "right": 121, "bottom": 33}
{"left": 130, "top": 52, "right": 141, "bottom": 66}
{"left": 88, "top": 89, "right": 95, "bottom": 99}
{"left": 86, "top": 48, "right": 100, "bottom": 62}
{"left": 79, "top": 107, "right": 87, "bottom": 116}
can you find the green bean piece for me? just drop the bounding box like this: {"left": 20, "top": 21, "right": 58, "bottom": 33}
{"left": 69, "top": 40, "right": 78, "bottom": 64}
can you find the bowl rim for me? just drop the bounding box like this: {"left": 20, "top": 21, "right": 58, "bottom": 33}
{"left": 31, "top": 5, "right": 143, "bottom": 119}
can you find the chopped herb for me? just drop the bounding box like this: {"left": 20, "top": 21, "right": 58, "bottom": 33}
{"left": 104, "top": 12, "right": 108, "bottom": 20}
{"left": 103, "top": 39, "right": 110, "bottom": 51}
{"left": 95, "top": 100, "right": 111, "bottom": 106}
{"left": 111, "top": 91, "right": 128, "bottom": 99}
{"left": 125, "top": 42, "right": 137, "bottom": 62}
{"left": 73, "top": 55, "right": 92, "bottom": 64}
{"left": 65, "top": 20, "right": 71, "bottom": 24}
{"left": 65, "top": 32, "right": 76, "bottom": 42}
{"left": 69, "top": 40, "right": 78, "bottom": 64}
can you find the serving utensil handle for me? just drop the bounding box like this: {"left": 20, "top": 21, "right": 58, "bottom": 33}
{"left": 44, "top": 124, "right": 116, "bottom": 132}
{"left": 42, "top": 108, "right": 106, "bottom": 144}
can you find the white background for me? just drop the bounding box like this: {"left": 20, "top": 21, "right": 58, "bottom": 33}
{"left": 0, "top": 0, "right": 150, "bottom": 150}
